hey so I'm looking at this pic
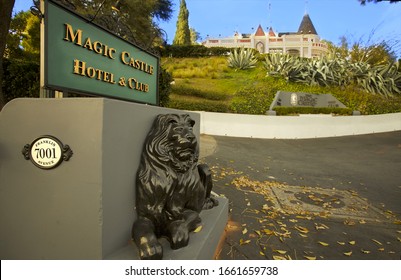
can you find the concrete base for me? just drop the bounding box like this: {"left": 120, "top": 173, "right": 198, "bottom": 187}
{"left": 0, "top": 98, "right": 227, "bottom": 260}
{"left": 106, "top": 197, "right": 228, "bottom": 260}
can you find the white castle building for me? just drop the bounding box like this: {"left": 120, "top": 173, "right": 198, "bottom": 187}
{"left": 203, "top": 13, "right": 328, "bottom": 58}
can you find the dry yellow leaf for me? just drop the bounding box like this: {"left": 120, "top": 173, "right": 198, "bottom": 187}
{"left": 397, "top": 237, "right": 401, "bottom": 243}
{"left": 255, "top": 230, "right": 261, "bottom": 236}
{"left": 274, "top": 250, "right": 287, "bottom": 255}
{"left": 239, "top": 239, "right": 251, "bottom": 245}
{"left": 344, "top": 219, "right": 356, "bottom": 226}
{"left": 263, "top": 229, "right": 274, "bottom": 235}
{"left": 349, "top": 241, "right": 356, "bottom": 245}
{"left": 318, "top": 241, "right": 329, "bottom": 246}
{"left": 359, "top": 219, "right": 366, "bottom": 224}
{"left": 315, "top": 223, "right": 329, "bottom": 230}
{"left": 343, "top": 251, "right": 353, "bottom": 256}
{"left": 295, "top": 226, "right": 309, "bottom": 234}
{"left": 299, "top": 233, "right": 308, "bottom": 238}
{"left": 259, "top": 251, "right": 265, "bottom": 256}
{"left": 273, "top": 255, "right": 287, "bottom": 260}
{"left": 372, "top": 239, "right": 383, "bottom": 245}
{"left": 242, "top": 228, "right": 248, "bottom": 235}
{"left": 337, "top": 241, "right": 345, "bottom": 245}
{"left": 304, "top": 256, "right": 316, "bottom": 260}
{"left": 193, "top": 225, "right": 203, "bottom": 233}
{"left": 378, "top": 248, "right": 385, "bottom": 251}
{"left": 361, "top": 249, "right": 371, "bottom": 254}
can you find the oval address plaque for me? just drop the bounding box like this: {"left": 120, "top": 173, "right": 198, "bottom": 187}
{"left": 22, "top": 135, "right": 73, "bottom": 169}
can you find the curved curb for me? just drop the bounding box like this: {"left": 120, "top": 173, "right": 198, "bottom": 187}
{"left": 196, "top": 111, "right": 401, "bottom": 139}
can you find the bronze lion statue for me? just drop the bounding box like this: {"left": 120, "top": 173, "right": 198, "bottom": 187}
{"left": 132, "top": 113, "right": 218, "bottom": 260}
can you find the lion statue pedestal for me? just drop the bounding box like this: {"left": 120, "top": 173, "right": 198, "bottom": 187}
{"left": 131, "top": 114, "right": 221, "bottom": 260}
{"left": 0, "top": 99, "right": 228, "bottom": 260}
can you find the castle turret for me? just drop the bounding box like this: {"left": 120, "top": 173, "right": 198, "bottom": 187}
{"left": 297, "top": 13, "right": 317, "bottom": 35}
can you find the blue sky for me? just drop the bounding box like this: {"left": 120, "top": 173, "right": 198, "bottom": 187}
{"left": 13, "top": 0, "right": 401, "bottom": 57}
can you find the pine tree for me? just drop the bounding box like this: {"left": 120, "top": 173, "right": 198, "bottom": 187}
{"left": 173, "top": 0, "right": 191, "bottom": 45}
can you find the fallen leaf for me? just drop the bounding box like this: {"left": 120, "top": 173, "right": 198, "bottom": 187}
{"left": 193, "top": 225, "right": 203, "bottom": 233}
{"left": 315, "top": 223, "right": 329, "bottom": 230}
{"left": 304, "top": 256, "right": 316, "bottom": 260}
{"left": 259, "top": 251, "right": 265, "bottom": 256}
{"left": 242, "top": 228, "right": 248, "bottom": 235}
{"left": 239, "top": 239, "right": 251, "bottom": 245}
{"left": 299, "top": 233, "right": 308, "bottom": 238}
{"left": 337, "top": 241, "right": 345, "bottom": 245}
{"left": 394, "top": 220, "right": 401, "bottom": 225}
{"left": 378, "top": 248, "right": 385, "bottom": 251}
{"left": 372, "top": 239, "right": 383, "bottom": 246}
{"left": 359, "top": 219, "right": 366, "bottom": 224}
{"left": 397, "top": 237, "right": 401, "bottom": 243}
{"left": 344, "top": 219, "right": 356, "bottom": 226}
{"left": 343, "top": 251, "right": 353, "bottom": 256}
{"left": 255, "top": 230, "right": 261, "bottom": 236}
{"left": 295, "top": 226, "right": 309, "bottom": 234}
{"left": 318, "top": 241, "right": 329, "bottom": 246}
{"left": 273, "top": 255, "right": 287, "bottom": 260}
{"left": 349, "top": 241, "right": 356, "bottom": 245}
{"left": 274, "top": 250, "right": 287, "bottom": 255}
{"left": 361, "top": 249, "right": 371, "bottom": 254}
{"left": 263, "top": 229, "right": 274, "bottom": 235}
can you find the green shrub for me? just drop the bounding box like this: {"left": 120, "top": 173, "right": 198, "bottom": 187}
{"left": 230, "top": 87, "right": 275, "bottom": 115}
{"left": 158, "top": 67, "right": 172, "bottom": 107}
{"left": 274, "top": 107, "right": 353, "bottom": 116}
{"left": 2, "top": 58, "right": 40, "bottom": 102}
{"left": 159, "top": 45, "right": 233, "bottom": 57}
{"left": 167, "top": 96, "right": 229, "bottom": 112}
{"left": 172, "top": 84, "right": 228, "bottom": 101}
{"left": 229, "top": 76, "right": 401, "bottom": 115}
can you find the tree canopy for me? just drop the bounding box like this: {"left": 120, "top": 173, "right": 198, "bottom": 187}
{"left": 56, "top": 0, "right": 173, "bottom": 49}
{"left": 0, "top": 0, "right": 16, "bottom": 111}
{"left": 5, "top": 10, "right": 40, "bottom": 61}
{"left": 173, "top": 0, "right": 191, "bottom": 45}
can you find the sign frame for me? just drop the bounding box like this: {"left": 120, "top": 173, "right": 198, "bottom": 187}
{"left": 22, "top": 135, "right": 73, "bottom": 170}
{"left": 43, "top": 0, "right": 160, "bottom": 105}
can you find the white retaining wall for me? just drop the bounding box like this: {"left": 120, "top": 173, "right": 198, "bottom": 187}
{"left": 197, "top": 112, "right": 401, "bottom": 139}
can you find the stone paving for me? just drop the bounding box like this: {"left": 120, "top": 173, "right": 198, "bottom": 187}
{"left": 200, "top": 132, "right": 401, "bottom": 260}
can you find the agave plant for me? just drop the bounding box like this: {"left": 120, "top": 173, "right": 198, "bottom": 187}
{"left": 263, "top": 53, "right": 401, "bottom": 97}
{"left": 356, "top": 61, "right": 401, "bottom": 97}
{"left": 227, "top": 47, "right": 258, "bottom": 70}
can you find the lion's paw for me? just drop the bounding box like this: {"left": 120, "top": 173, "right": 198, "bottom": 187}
{"left": 138, "top": 239, "right": 163, "bottom": 260}
{"left": 168, "top": 221, "right": 189, "bottom": 250}
{"left": 203, "top": 197, "right": 219, "bottom": 210}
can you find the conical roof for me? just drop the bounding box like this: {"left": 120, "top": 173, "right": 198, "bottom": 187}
{"left": 268, "top": 27, "right": 276, "bottom": 37}
{"left": 255, "top": 24, "right": 265, "bottom": 36}
{"left": 297, "top": 13, "right": 317, "bottom": 35}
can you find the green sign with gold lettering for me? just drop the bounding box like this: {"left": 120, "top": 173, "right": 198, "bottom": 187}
{"left": 45, "top": 0, "right": 159, "bottom": 105}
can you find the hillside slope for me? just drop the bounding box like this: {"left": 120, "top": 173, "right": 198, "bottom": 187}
{"left": 161, "top": 56, "right": 401, "bottom": 115}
